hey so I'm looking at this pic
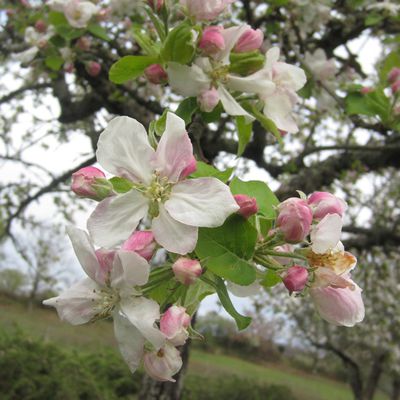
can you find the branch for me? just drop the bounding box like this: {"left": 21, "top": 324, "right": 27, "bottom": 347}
{"left": 0, "top": 83, "right": 52, "bottom": 105}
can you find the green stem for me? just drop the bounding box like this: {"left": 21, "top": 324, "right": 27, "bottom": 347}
{"left": 258, "top": 250, "right": 307, "bottom": 261}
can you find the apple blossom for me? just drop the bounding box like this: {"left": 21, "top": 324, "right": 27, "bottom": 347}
{"left": 172, "top": 257, "right": 202, "bottom": 285}
{"left": 234, "top": 194, "right": 258, "bottom": 219}
{"left": 122, "top": 231, "right": 156, "bottom": 261}
{"left": 63, "top": 0, "right": 99, "bottom": 29}
{"left": 307, "top": 191, "right": 347, "bottom": 219}
{"left": 144, "top": 64, "right": 168, "bottom": 85}
{"left": 234, "top": 28, "right": 264, "bottom": 53}
{"left": 199, "top": 26, "right": 225, "bottom": 56}
{"left": 310, "top": 213, "right": 343, "bottom": 254}
{"left": 86, "top": 61, "right": 102, "bottom": 77}
{"left": 34, "top": 19, "right": 47, "bottom": 33}
{"left": 276, "top": 198, "right": 313, "bottom": 242}
{"left": 180, "top": 0, "right": 234, "bottom": 21}
{"left": 304, "top": 49, "right": 336, "bottom": 82}
{"left": 87, "top": 112, "right": 239, "bottom": 254}
{"left": 160, "top": 305, "right": 191, "bottom": 346}
{"left": 283, "top": 265, "right": 308, "bottom": 294}
{"left": 43, "top": 226, "right": 165, "bottom": 373}
{"left": 71, "top": 166, "right": 113, "bottom": 201}
{"left": 143, "top": 344, "right": 183, "bottom": 382}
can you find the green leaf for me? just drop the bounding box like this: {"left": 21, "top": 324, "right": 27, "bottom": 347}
{"left": 230, "top": 177, "right": 278, "bottom": 218}
{"left": 229, "top": 51, "right": 265, "bottom": 75}
{"left": 257, "top": 216, "right": 274, "bottom": 237}
{"left": 380, "top": 51, "right": 400, "bottom": 83}
{"left": 236, "top": 116, "right": 253, "bottom": 156}
{"left": 48, "top": 11, "right": 68, "bottom": 26}
{"left": 190, "top": 161, "right": 233, "bottom": 183}
{"left": 55, "top": 25, "right": 85, "bottom": 40}
{"left": 261, "top": 270, "right": 281, "bottom": 288}
{"left": 153, "top": 110, "right": 168, "bottom": 136}
{"left": 161, "top": 23, "right": 196, "bottom": 64}
{"left": 176, "top": 97, "right": 198, "bottom": 125}
{"left": 87, "top": 23, "right": 111, "bottom": 42}
{"left": 109, "top": 55, "right": 158, "bottom": 84}
{"left": 109, "top": 177, "right": 133, "bottom": 193}
{"left": 214, "top": 276, "right": 252, "bottom": 330}
{"left": 365, "top": 13, "right": 384, "bottom": 27}
{"left": 45, "top": 55, "right": 64, "bottom": 71}
{"left": 48, "top": 35, "right": 66, "bottom": 48}
{"left": 345, "top": 90, "right": 390, "bottom": 121}
{"left": 145, "top": 7, "right": 166, "bottom": 41}
{"left": 195, "top": 215, "right": 257, "bottom": 285}
{"left": 132, "top": 26, "right": 159, "bottom": 56}
{"left": 184, "top": 278, "right": 215, "bottom": 315}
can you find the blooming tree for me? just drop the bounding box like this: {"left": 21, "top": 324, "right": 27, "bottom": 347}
{"left": 1, "top": 0, "right": 400, "bottom": 398}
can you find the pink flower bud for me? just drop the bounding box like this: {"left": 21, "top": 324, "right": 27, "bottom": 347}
{"left": 86, "top": 61, "right": 101, "bottom": 77}
{"left": 234, "top": 28, "right": 263, "bottom": 53}
{"left": 307, "top": 191, "right": 347, "bottom": 219}
{"left": 310, "top": 280, "right": 364, "bottom": 327}
{"left": 144, "top": 64, "right": 168, "bottom": 85}
{"left": 76, "top": 36, "right": 92, "bottom": 51}
{"left": 95, "top": 248, "right": 116, "bottom": 284}
{"left": 360, "top": 86, "right": 374, "bottom": 94}
{"left": 388, "top": 67, "right": 400, "bottom": 83}
{"left": 20, "top": 0, "right": 30, "bottom": 7}
{"left": 143, "top": 344, "right": 183, "bottom": 382}
{"left": 172, "top": 257, "right": 202, "bottom": 285}
{"left": 122, "top": 231, "right": 156, "bottom": 261}
{"left": 35, "top": 20, "right": 47, "bottom": 33}
{"left": 160, "top": 305, "right": 191, "bottom": 346}
{"left": 71, "top": 166, "right": 112, "bottom": 201}
{"left": 148, "top": 0, "right": 164, "bottom": 11}
{"left": 391, "top": 80, "right": 400, "bottom": 94}
{"left": 181, "top": 0, "right": 234, "bottom": 21}
{"left": 283, "top": 265, "right": 308, "bottom": 294}
{"left": 276, "top": 198, "right": 313, "bottom": 242}
{"left": 199, "top": 26, "right": 225, "bottom": 55}
{"left": 64, "top": 63, "right": 74, "bottom": 73}
{"left": 179, "top": 156, "right": 197, "bottom": 179}
{"left": 96, "top": 7, "right": 112, "bottom": 21}
{"left": 234, "top": 194, "right": 258, "bottom": 218}
{"left": 197, "top": 88, "right": 219, "bottom": 112}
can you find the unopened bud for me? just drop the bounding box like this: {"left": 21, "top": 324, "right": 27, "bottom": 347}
{"left": 197, "top": 88, "right": 219, "bottom": 112}
{"left": 199, "top": 26, "right": 225, "bottom": 55}
{"left": 307, "top": 191, "right": 347, "bottom": 219}
{"left": 234, "top": 194, "right": 258, "bottom": 218}
{"left": 360, "top": 87, "right": 374, "bottom": 94}
{"left": 172, "top": 257, "right": 202, "bottom": 285}
{"left": 277, "top": 198, "right": 313, "bottom": 242}
{"left": 86, "top": 61, "right": 101, "bottom": 77}
{"left": 391, "top": 80, "right": 400, "bottom": 94}
{"left": 144, "top": 64, "right": 168, "bottom": 85}
{"left": 388, "top": 67, "right": 400, "bottom": 84}
{"left": 160, "top": 305, "right": 191, "bottom": 346}
{"left": 148, "top": 0, "right": 164, "bottom": 11}
{"left": 234, "top": 28, "right": 263, "bottom": 53}
{"left": 76, "top": 36, "right": 92, "bottom": 51}
{"left": 143, "top": 344, "right": 182, "bottom": 382}
{"left": 35, "top": 19, "right": 47, "bottom": 33}
{"left": 96, "top": 7, "right": 111, "bottom": 21}
{"left": 71, "top": 166, "right": 113, "bottom": 201}
{"left": 283, "top": 265, "right": 308, "bottom": 294}
{"left": 122, "top": 231, "right": 156, "bottom": 261}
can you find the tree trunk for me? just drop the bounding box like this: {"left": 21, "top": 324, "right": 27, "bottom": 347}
{"left": 138, "top": 338, "right": 191, "bottom": 400}
{"left": 391, "top": 377, "right": 400, "bottom": 400}
{"left": 364, "top": 352, "right": 387, "bottom": 400}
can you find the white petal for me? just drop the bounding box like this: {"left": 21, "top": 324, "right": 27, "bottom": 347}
{"left": 96, "top": 116, "right": 154, "bottom": 184}
{"left": 274, "top": 62, "right": 307, "bottom": 92}
{"left": 88, "top": 190, "right": 149, "bottom": 248}
{"left": 167, "top": 62, "right": 211, "bottom": 97}
{"left": 217, "top": 85, "right": 255, "bottom": 121}
{"left": 226, "top": 69, "right": 275, "bottom": 96}
{"left": 120, "top": 297, "right": 165, "bottom": 349}
{"left": 152, "top": 204, "right": 198, "bottom": 255}
{"left": 66, "top": 226, "right": 100, "bottom": 283}
{"left": 43, "top": 278, "right": 100, "bottom": 325}
{"left": 113, "top": 311, "right": 145, "bottom": 373}
{"left": 111, "top": 250, "right": 150, "bottom": 289}
{"left": 152, "top": 112, "right": 194, "bottom": 182}
{"left": 265, "top": 47, "right": 281, "bottom": 70}
{"left": 311, "top": 213, "right": 343, "bottom": 254}
{"left": 165, "top": 178, "right": 239, "bottom": 227}
{"left": 218, "top": 25, "right": 250, "bottom": 65}
{"left": 14, "top": 47, "right": 38, "bottom": 63}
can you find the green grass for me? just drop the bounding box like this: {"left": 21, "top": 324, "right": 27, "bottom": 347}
{"left": 0, "top": 296, "right": 388, "bottom": 400}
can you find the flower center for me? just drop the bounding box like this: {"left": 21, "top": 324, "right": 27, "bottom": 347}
{"left": 209, "top": 65, "right": 230, "bottom": 85}
{"left": 145, "top": 173, "right": 173, "bottom": 218}
{"left": 92, "top": 286, "right": 120, "bottom": 321}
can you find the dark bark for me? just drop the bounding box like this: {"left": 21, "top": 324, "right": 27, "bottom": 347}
{"left": 392, "top": 377, "right": 400, "bottom": 400}
{"left": 364, "top": 352, "right": 387, "bottom": 400}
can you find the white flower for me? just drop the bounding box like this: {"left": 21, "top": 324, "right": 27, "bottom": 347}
{"left": 304, "top": 49, "right": 336, "bottom": 82}
{"left": 367, "top": 1, "right": 400, "bottom": 15}
{"left": 167, "top": 26, "right": 306, "bottom": 132}
{"left": 43, "top": 226, "right": 165, "bottom": 372}
{"left": 63, "top": 0, "right": 99, "bottom": 29}
{"left": 310, "top": 213, "right": 343, "bottom": 254}
{"left": 87, "top": 112, "right": 239, "bottom": 255}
